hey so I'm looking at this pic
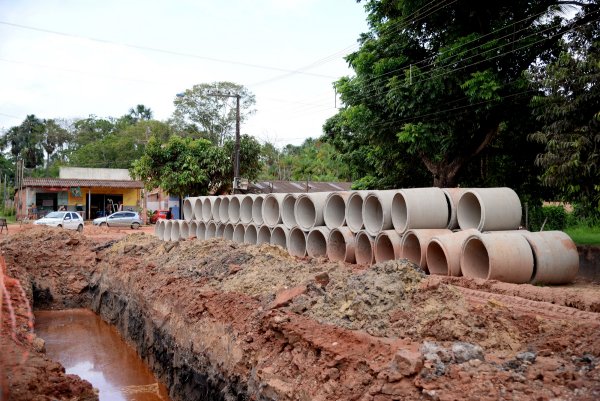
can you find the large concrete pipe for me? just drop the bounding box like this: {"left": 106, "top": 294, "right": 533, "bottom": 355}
{"left": 512, "top": 231, "right": 579, "bottom": 284}
{"left": 295, "top": 192, "right": 330, "bottom": 231}
{"left": 179, "top": 220, "right": 190, "bottom": 240}
{"left": 327, "top": 227, "right": 356, "bottom": 263}
{"left": 202, "top": 197, "right": 216, "bottom": 222}
{"left": 461, "top": 232, "right": 534, "bottom": 283}
{"left": 196, "top": 221, "right": 206, "bottom": 240}
{"left": 306, "top": 226, "right": 331, "bottom": 258}
{"left": 401, "top": 229, "right": 452, "bottom": 273}
{"left": 391, "top": 188, "right": 449, "bottom": 233}
{"left": 240, "top": 195, "right": 257, "bottom": 224}
{"left": 442, "top": 188, "right": 468, "bottom": 229}
{"left": 426, "top": 228, "right": 479, "bottom": 276}
{"left": 233, "top": 223, "right": 245, "bottom": 243}
{"left": 212, "top": 197, "right": 222, "bottom": 223}
{"left": 346, "top": 191, "right": 369, "bottom": 232}
{"left": 374, "top": 230, "right": 403, "bottom": 263}
{"left": 154, "top": 219, "right": 161, "bottom": 237}
{"left": 193, "top": 196, "right": 205, "bottom": 221}
{"left": 223, "top": 222, "right": 235, "bottom": 240}
{"left": 288, "top": 226, "right": 307, "bottom": 257}
{"left": 216, "top": 222, "right": 225, "bottom": 238}
{"left": 263, "top": 193, "right": 286, "bottom": 227}
{"left": 324, "top": 192, "right": 350, "bottom": 229}
{"left": 257, "top": 225, "right": 271, "bottom": 245}
{"left": 244, "top": 224, "right": 258, "bottom": 244}
{"left": 363, "top": 190, "right": 399, "bottom": 236}
{"left": 182, "top": 197, "right": 199, "bottom": 221}
{"left": 156, "top": 220, "right": 165, "bottom": 240}
{"left": 170, "top": 220, "right": 181, "bottom": 242}
{"left": 163, "top": 220, "right": 172, "bottom": 241}
{"left": 228, "top": 195, "right": 244, "bottom": 224}
{"left": 281, "top": 193, "right": 299, "bottom": 229}
{"left": 270, "top": 225, "right": 289, "bottom": 249}
{"left": 189, "top": 221, "right": 198, "bottom": 239}
{"left": 252, "top": 195, "right": 265, "bottom": 225}
{"left": 355, "top": 230, "right": 375, "bottom": 266}
{"left": 457, "top": 188, "right": 522, "bottom": 231}
{"left": 206, "top": 221, "right": 219, "bottom": 239}
{"left": 219, "top": 196, "right": 231, "bottom": 224}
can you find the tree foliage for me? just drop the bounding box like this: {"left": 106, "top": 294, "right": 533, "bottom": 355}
{"left": 1, "top": 115, "right": 45, "bottom": 168}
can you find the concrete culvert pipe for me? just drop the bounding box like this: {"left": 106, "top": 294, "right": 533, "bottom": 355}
{"left": 263, "top": 194, "right": 286, "bottom": 227}
{"left": 206, "top": 222, "right": 219, "bottom": 239}
{"left": 193, "top": 197, "right": 205, "bottom": 221}
{"left": 281, "top": 193, "right": 298, "bottom": 229}
{"left": 179, "top": 220, "right": 190, "bottom": 240}
{"left": 461, "top": 232, "right": 533, "bottom": 283}
{"left": 457, "top": 188, "right": 522, "bottom": 231}
{"left": 270, "top": 225, "right": 289, "bottom": 249}
{"left": 391, "top": 188, "right": 449, "bottom": 233}
{"left": 426, "top": 229, "right": 479, "bottom": 276}
{"left": 170, "top": 220, "right": 181, "bottom": 242}
{"left": 182, "top": 197, "right": 198, "bottom": 221}
{"left": 223, "top": 223, "right": 235, "bottom": 240}
{"left": 228, "top": 195, "right": 244, "bottom": 224}
{"left": 189, "top": 221, "right": 198, "bottom": 239}
{"left": 162, "top": 220, "right": 172, "bottom": 241}
{"left": 363, "top": 190, "right": 399, "bottom": 236}
{"left": 252, "top": 195, "right": 265, "bottom": 225}
{"left": 240, "top": 195, "right": 257, "bottom": 224}
{"left": 374, "top": 230, "right": 402, "bottom": 263}
{"left": 295, "top": 192, "right": 330, "bottom": 231}
{"left": 154, "top": 219, "right": 162, "bottom": 237}
{"left": 327, "top": 227, "right": 356, "bottom": 263}
{"left": 216, "top": 222, "right": 225, "bottom": 238}
{"left": 306, "top": 226, "right": 330, "bottom": 258}
{"left": 346, "top": 191, "right": 369, "bottom": 232}
{"left": 324, "top": 192, "right": 350, "bottom": 229}
{"left": 219, "top": 196, "right": 231, "bottom": 224}
{"left": 257, "top": 225, "right": 271, "bottom": 245}
{"left": 288, "top": 226, "right": 307, "bottom": 257}
{"left": 212, "top": 197, "right": 222, "bottom": 223}
{"left": 233, "top": 223, "right": 245, "bottom": 243}
{"left": 442, "top": 188, "right": 468, "bottom": 229}
{"left": 244, "top": 224, "right": 258, "bottom": 244}
{"left": 202, "top": 197, "right": 216, "bottom": 222}
{"left": 156, "top": 220, "right": 165, "bottom": 240}
{"left": 401, "top": 229, "right": 452, "bottom": 273}
{"left": 355, "top": 231, "right": 375, "bottom": 265}
{"left": 196, "top": 221, "right": 206, "bottom": 240}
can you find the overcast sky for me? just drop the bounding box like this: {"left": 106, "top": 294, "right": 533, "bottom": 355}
{"left": 0, "top": 0, "right": 368, "bottom": 146}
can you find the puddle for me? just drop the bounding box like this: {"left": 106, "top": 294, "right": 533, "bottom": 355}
{"left": 35, "top": 308, "right": 171, "bottom": 401}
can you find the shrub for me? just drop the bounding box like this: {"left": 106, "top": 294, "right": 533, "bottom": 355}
{"left": 527, "top": 205, "right": 567, "bottom": 231}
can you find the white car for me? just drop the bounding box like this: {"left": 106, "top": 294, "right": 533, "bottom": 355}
{"left": 92, "top": 211, "right": 142, "bottom": 229}
{"left": 34, "top": 211, "right": 84, "bottom": 232}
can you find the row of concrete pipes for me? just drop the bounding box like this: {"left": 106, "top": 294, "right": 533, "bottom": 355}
{"left": 154, "top": 187, "right": 579, "bottom": 285}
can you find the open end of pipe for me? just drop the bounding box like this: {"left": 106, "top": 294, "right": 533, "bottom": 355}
{"left": 213, "top": 198, "right": 222, "bottom": 222}
{"left": 202, "top": 199, "right": 213, "bottom": 221}
{"left": 216, "top": 224, "right": 225, "bottom": 237}
{"left": 391, "top": 194, "right": 408, "bottom": 232}
{"left": 223, "top": 223, "right": 234, "bottom": 240}
{"left": 461, "top": 237, "right": 490, "bottom": 279}
{"left": 189, "top": 222, "right": 198, "bottom": 238}
{"left": 244, "top": 225, "right": 257, "bottom": 244}
{"left": 193, "top": 200, "right": 203, "bottom": 221}
{"left": 324, "top": 195, "right": 346, "bottom": 228}
{"left": 402, "top": 234, "right": 422, "bottom": 265}
{"left": 288, "top": 228, "right": 307, "bottom": 257}
{"left": 271, "top": 227, "right": 287, "bottom": 249}
{"left": 252, "top": 197, "right": 264, "bottom": 224}
{"left": 180, "top": 222, "right": 190, "bottom": 239}
{"left": 263, "top": 197, "right": 280, "bottom": 226}
{"left": 327, "top": 230, "right": 347, "bottom": 261}
{"left": 196, "top": 222, "right": 206, "bottom": 240}
{"left": 233, "top": 224, "right": 245, "bottom": 243}
{"left": 296, "top": 197, "right": 316, "bottom": 229}
{"left": 229, "top": 198, "right": 241, "bottom": 223}
{"left": 157, "top": 222, "right": 165, "bottom": 240}
{"left": 240, "top": 197, "right": 253, "bottom": 223}
{"left": 426, "top": 240, "right": 449, "bottom": 275}
{"left": 355, "top": 232, "right": 373, "bottom": 265}
{"left": 220, "top": 198, "right": 231, "bottom": 222}
{"left": 346, "top": 195, "right": 363, "bottom": 231}
{"left": 457, "top": 192, "right": 482, "bottom": 229}
{"left": 257, "top": 226, "right": 271, "bottom": 245}
{"left": 206, "top": 223, "right": 217, "bottom": 239}
{"left": 282, "top": 196, "right": 297, "bottom": 227}
{"left": 363, "top": 196, "right": 384, "bottom": 234}
{"left": 307, "top": 230, "right": 327, "bottom": 258}
{"left": 170, "top": 223, "right": 180, "bottom": 242}
{"left": 183, "top": 200, "right": 193, "bottom": 221}
{"left": 375, "top": 234, "right": 395, "bottom": 263}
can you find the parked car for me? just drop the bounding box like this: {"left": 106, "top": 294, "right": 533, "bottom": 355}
{"left": 34, "top": 211, "right": 84, "bottom": 232}
{"left": 150, "top": 210, "right": 170, "bottom": 224}
{"left": 93, "top": 211, "right": 142, "bottom": 229}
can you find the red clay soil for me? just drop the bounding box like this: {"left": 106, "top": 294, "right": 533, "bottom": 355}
{"left": 1, "top": 225, "right": 599, "bottom": 401}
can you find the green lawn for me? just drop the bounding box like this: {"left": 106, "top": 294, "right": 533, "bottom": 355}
{"left": 564, "top": 225, "right": 600, "bottom": 246}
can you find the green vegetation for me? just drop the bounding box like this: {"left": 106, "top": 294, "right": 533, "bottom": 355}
{"left": 564, "top": 225, "right": 600, "bottom": 246}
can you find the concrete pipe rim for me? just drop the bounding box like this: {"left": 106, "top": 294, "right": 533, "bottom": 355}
{"left": 457, "top": 191, "right": 484, "bottom": 230}
{"left": 374, "top": 232, "right": 396, "bottom": 263}
{"left": 324, "top": 193, "right": 346, "bottom": 229}
{"left": 306, "top": 228, "right": 329, "bottom": 258}
{"left": 281, "top": 194, "right": 297, "bottom": 228}
{"left": 256, "top": 225, "right": 271, "bottom": 245}
{"left": 401, "top": 232, "right": 423, "bottom": 267}
{"left": 363, "top": 194, "right": 384, "bottom": 236}
{"left": 252, "top": 196, "right": 264, "bottom": 225}
{"left": 295, "top": 195, "right": 317, "bottom": 230}
{"left": 346, "top": 192, "right": 365, "bottom": 232}
{"left": 355, "top": 231, "right": 374, "bottom": 266}
{"left": 262, "top": 196, "right": 281, "bottom": 227}
{"left": 426, "top": 238, "right": 450, "bottom": 276}
{"left": 460, "top": 235, "right": 490, "bottom": 279}
{"left": 391, "top": 193, "right": 409, "bottom": 233}
{"left": 288, "top": 227, "right": 307, "bottom": 257}
{"left": 270, "top": 226, "right": 288, "bottom": 249}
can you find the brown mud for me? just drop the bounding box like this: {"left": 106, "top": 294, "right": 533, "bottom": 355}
{"left": 1, "top": 226, "right": 599, "bottom": 401}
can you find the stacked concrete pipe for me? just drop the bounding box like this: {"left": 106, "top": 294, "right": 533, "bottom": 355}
{"left": 442, "top": 188, "right": 468, "bottom": 229}
{"left": 271, "top": 225, "right": 289, "bottom": 249}
{"left": 240, "top": 195, "right": 257, "bottom": 224}
{"left": 219, "top": 196, "right": 231, "bottom": 224}
{"left": 327, "top": 227, "right": 356, "bottom": 263}
{"left": 156, "top": 220, "right": 166, "bottom": 240}
{"left": 202, "top": 196, "right": 216, "bottom": 222}
{"left": 306, "top": 226, "right": 330, "bottom": 258}
{"left": 233, "top": 223, "right": 245, "bottom": 243}
{"left": 263, "top": 193, "right": 286, "bottom": 227}
{"left": 223, "top": 223, "right": 235, "bottom": 241}
{"left": 212, "top": 197, "right": 222, "bottom": 223}
{"left": 401, "top": 228, "right": 452, "bottom": 272}
{"left": 257, "top": 225, "right": 271, "bottom": 245}
{"left": 154, "top": 219, "right": 162, "bottom": 238}
{"left": 216, "top": 223, "right": 225, "bottom": 238}
{"left": 461, "top": 232, "right": 534, "bottom": 283}
{"left": 163, "top": 220, "right": 172, "bottom": 241}
{"left": 346, "top": 191, "right": 369, "bottom": 232}
{"left": 281, "top": 193, "right": 298, "bottom": 229}
{"left": 288, "top": 226, "right": 307, "bottom": 257}
{"left": 169, "top": 220, "right": 181, "bottom": 242}
{"left": 252, "top": 195, "right": 265, "bottom": 225}
{"left": 206, "top": 222, "right": 219, "bottom": 239}
{"left": 363, "top": 190, "right": 399, "bottom": 236}
{"left": 182, "top": 197, "right": 198, "bottom": 221}
{"left": 457, "top": 187, "right": 521, "bottom": 231}
{"left": 294, "top": 192, "right": 330, "bottom": 231}
{"left": 196, "top": 221, "right": 206, "bottom": 240}
{"left": 355, "top": 230, "right": 375, "bottom": 265}
{"left": 193, "top": 197, "right": 205, "bottom": 221}
{"left": 324, "top": 192, "right": 350, "bottom": 229}
{"left": 189, "top": 221, "right": 198, "bottom": 239}
{"left": 391, "top": 188, "right": 449, "bottom": 233}
{"left": 228, "top": 195, "right": 244, "bottom": 224}
{"left": 374, "top": 230, "right": 403, "bottom": 263}
{"left": 244, "top": 224, "right": 258, "bottom": 244}
{"left": 426, "top": 228, "right": 479, "bottom": 276}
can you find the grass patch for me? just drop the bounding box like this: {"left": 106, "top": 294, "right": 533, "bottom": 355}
{"left": 564, "top": 225, "right": 600, "bottom": 246}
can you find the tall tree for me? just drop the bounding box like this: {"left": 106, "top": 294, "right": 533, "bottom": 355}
{"left": 127, "top": 104, "right": 153, "bottom": 122}
{"left": 172, "top": 82, "right": 255, "bottom": 146}
{"left": 1, "top": 115, "right": 45, "bottom": 168}
{"left": 325, "top": 0, "right": 599, "bottom": 187}
{"left": 41, "top": 119, "right": 72, "bottom": 169}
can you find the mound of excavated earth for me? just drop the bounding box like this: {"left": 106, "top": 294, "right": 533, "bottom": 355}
{"left": 1, "top": 226, "right": 599, "bottom": 401}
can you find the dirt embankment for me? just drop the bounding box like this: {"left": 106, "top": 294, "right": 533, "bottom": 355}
{"left": 1, "top": 226, "right": 600, "bottom": 401}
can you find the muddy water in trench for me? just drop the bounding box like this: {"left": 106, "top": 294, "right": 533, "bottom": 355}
{"left": 35, "top": 309, "right": 171, "bottom": 401}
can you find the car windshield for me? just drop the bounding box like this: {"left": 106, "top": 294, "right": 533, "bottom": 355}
{"left": 45, "top": 212, "right": 66, "bottom": 219}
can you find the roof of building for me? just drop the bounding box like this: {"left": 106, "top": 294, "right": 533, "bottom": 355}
{"left": 23, "top": 177, "right": 144, "bottom": 189}
{"left": 247, "top": 180, "right": 352, "bottom": 194}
